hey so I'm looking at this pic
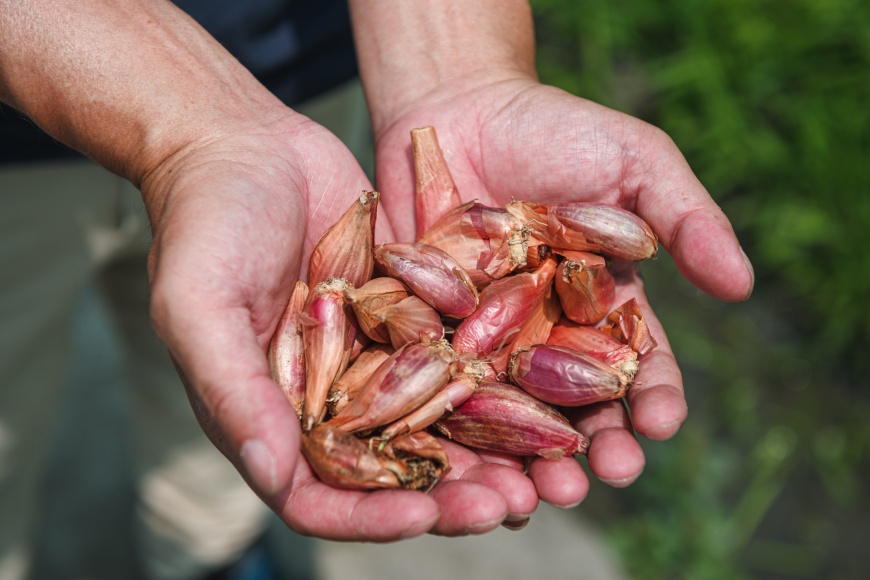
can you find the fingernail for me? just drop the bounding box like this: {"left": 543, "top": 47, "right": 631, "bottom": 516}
{"left": 399, "top": 512, "right": 441, "bottom": 540}
{"left": 740, "top": 246, "right": 755, "bottom": 300}
{"left": 551, "top": 500, "right": 583, "bottom": 509}
{"left": 643, "top": 417, "right": 684, "bottom": 441}
{"left": 240, "top": 439, "right": 278, "bottom": 495}
{"left": 502, "top": 517, "right": 531, "bottom": 531}
{"left": 462, "top": 517, "right": 506, "bottom": 536}
{"left": 599, "top": 472, "right": 642, "bottom": 488}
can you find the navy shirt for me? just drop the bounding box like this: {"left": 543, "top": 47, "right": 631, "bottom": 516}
{"left": 0, "top": 0, "right": 357, "bottom": 164}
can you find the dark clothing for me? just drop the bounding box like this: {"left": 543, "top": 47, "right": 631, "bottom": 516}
{"left": 0, "top": 0, "right": 357, "bottom": 164}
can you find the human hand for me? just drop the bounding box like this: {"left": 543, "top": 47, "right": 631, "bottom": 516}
{"left": 141, "top": 110, "right": 554, "bottom": 538}
{"left": 369, "top": 76, "right": 755, "bottom": 504}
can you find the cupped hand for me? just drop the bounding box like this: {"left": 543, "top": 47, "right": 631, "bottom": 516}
{"left": 139, "top": 113, "right": 544, "bottom": 540}
{"left": 371, "top": 77, "right": 755, "bottom": 499}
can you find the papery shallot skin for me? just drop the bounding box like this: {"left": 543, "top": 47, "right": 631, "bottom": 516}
{"left": 345, "top": 277, "right": 411, "bottom": 343}
{"left": 376, "top": 295, "right": 445, "bottom": 350}
{"left": 327, "top": 343, "right": 394, "bottom": 417}
{"left": 505, "top": 201, "right": 658, "bottom": 261}
{"left": 347, "top": 313, "right": 370, "bottom": 362}
{"left": 375, "top": 431, "right": 451, "bottom": 490}
{"left": 600, "top": 298, "right": 658, "bottom": 356}
{"left": 302, "top": 425, "right": 450, "bottom": 491}
{"left": 435, "top": 382, "right": 588, "bottom": 459}
{"left": 329, "top": 340, "right": 456, "bottom": 434}
{"left": 301, "top": 424, "right": 401, "bottom": 490}
{"left": 524, "top": 242, "right": 553, "bottom": 271}
{"left": 374, "top": 242, "right": 478, "bottom": 318}
{"left": 451, "top": 256, "right": 557, "bottom": 358}
{"left": 554, "top": 257, "right": 616, "bottom": 325}
{"left": 308, "top": 191, "right": 379, "bottom": 288}
{"left": 486, "top": 274, "right": 562, "bottom": 377}
{"left": 301, "top": 277, "right": 353, "bottom": 431}
{"left": 505, "top": 201, "right": 601, "bottom": 254}
{"left": 268, "top": 280, "right": 308, "bottom": 417}
{"left": 508, "top": 344, "right": 630, "bottom": 407}
{"left": 547, "top": 319, "right": 639, "bottom": 381}
{"left": 550, "top": 202, "right": 658, "bottom": 262}
{"left": 419, "top": 201, "right": 529, "bottom": 288}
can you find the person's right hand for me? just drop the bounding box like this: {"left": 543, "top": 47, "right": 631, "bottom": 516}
{"left": 140, "top": 110, "right": 551, "bottom": 538}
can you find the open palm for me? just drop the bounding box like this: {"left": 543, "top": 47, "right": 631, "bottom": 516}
{"left": 372, "top": 77, "right": 754, "bottom": 497}
{"left": 142, "top": 115, "right": 547, "bottom": 539}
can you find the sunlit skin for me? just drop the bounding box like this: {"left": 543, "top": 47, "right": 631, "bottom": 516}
{"left": 0, "top": 0, "right": 754, "bottom": 542}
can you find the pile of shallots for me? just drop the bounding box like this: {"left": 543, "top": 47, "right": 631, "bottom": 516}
{"left": 268, "top": 126, "right": 658, "bottom": 491}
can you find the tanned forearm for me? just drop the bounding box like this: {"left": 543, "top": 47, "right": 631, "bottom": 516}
{"left": 0, "top": 0, "right": 286, "bottom": 185}
{"left": 348, "top": 0, "right": 538, "bottom": 134}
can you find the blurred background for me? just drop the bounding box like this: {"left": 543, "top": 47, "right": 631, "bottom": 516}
{"left": 26, "top": 0, "right": 868, "bottom": 578}
{"left": 530, "top": 0, "right": 869, "bottom": 577}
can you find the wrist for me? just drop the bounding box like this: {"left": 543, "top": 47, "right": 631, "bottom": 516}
{"left": 349, "top": 0, "right": 538, "bottom": 135}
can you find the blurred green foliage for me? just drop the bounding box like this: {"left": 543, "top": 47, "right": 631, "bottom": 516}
{"left": 530, "top": 0, "right": 870, "bottom": 577}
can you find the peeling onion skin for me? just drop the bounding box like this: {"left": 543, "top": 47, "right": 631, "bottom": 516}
{"left": 452, "top": 256, "right": 557, "bottom": 358}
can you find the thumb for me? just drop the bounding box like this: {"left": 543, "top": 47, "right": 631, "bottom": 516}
{"left": 150, "top": 286, "right": 301, "bottom": 502}
{"left": 636, "top": 134, "right": 754, "bottom": 302}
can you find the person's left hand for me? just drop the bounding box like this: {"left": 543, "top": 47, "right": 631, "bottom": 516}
{"left": 368, "top": 75, "right": 754, "bottom": 513}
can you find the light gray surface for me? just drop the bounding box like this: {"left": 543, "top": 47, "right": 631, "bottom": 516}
{"left": 318, "top": 502, "right": 626, "bottom": 580}
{"left": 32, "top": 284, "right": 625, "bottom": 580}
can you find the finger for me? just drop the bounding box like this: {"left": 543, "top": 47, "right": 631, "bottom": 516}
{"left": 154, "top": 296, "right": 302, "bottom": 499}
{"left": 150, "top": 198, "right": 304, "bottom": 499}
{"left": 474, "top": 450, "right": 526, "bottom": 471}
{"left": 278, "top": 464, "right": 441, "bottom": 541}
{"left": 635, "top": 130, "right": 754, "bottom": 302}
{"left": 611, "top": 272, "right": 687, "bottom": 441}
{"left": 428, "top": 481, "right": 508, "bottom": 536}
{"left": 526, "top": 456, "right": 589, "bottom": 508}
{"left": 628, "top": 348, "right": 687, "bottom": 441}
{"left": 469, "top": 450, "right": 542, "bottom": 530}
{"left": 568, "top": 401, "right": 645, "bottom": 487}
{"left": 435, "top": 440, "right": 537, "bottom": 533}
{"left": 479, "top": 92, "right": 753, "bottom": 302}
